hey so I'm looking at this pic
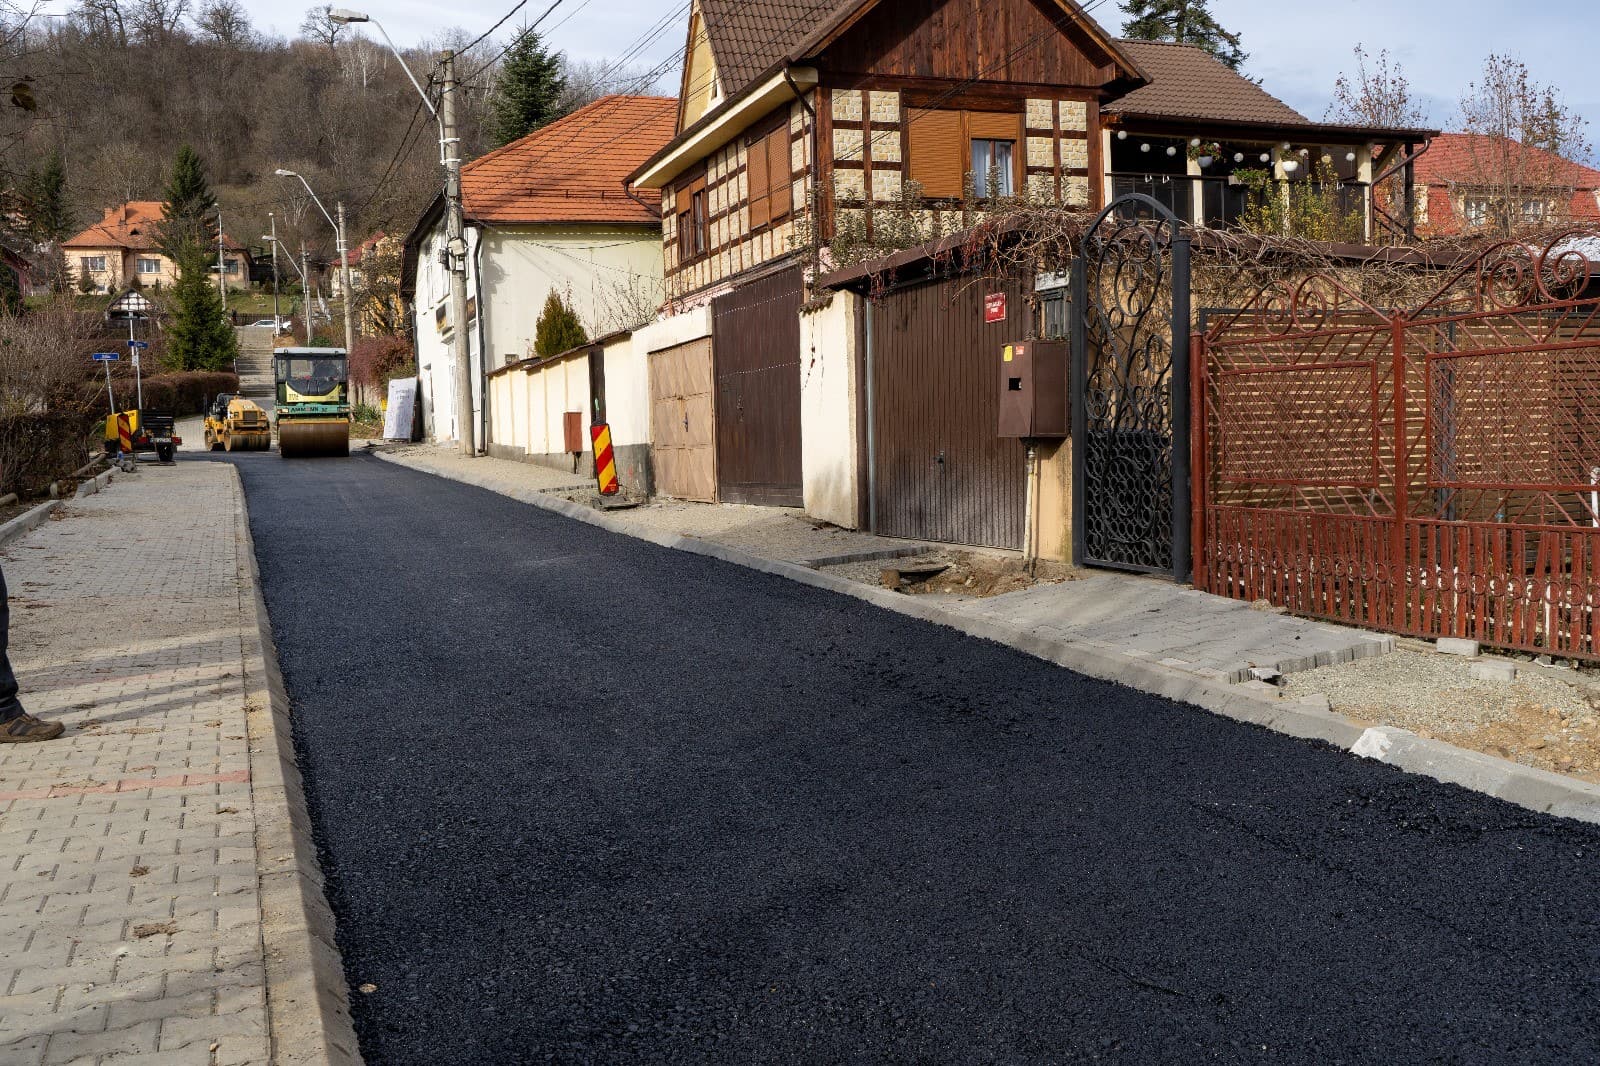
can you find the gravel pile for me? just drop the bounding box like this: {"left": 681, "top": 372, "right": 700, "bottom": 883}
{"left": 1286, "top": 649, "right": 1600, "bottom": 778}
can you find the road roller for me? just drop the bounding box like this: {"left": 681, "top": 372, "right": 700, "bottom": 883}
{"left": 274, "top": 347, "right": 351, "bottom": 458}
{"left": 204, "top": 393, "right": 272, "bottom": 452}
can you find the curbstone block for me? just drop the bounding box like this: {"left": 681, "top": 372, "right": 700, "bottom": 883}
{"left": 1436, "top": 637, "right": 1480, "bottom": 658}
{"left": 1470, "top": 660, "right": 1517, "bottom": 682}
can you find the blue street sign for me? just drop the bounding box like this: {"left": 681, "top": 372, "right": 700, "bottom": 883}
{"left": 127, "top": 340, "right": 149, "bottom": 349}
{"left": 91, "top": 352, "right": 120, "bottom": 361}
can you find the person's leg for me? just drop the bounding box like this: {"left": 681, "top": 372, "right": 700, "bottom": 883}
{"left": 0, "top": 563, "right": 63, "bottom": 742}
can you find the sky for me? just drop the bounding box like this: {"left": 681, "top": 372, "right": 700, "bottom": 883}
{"left": 73, "top": 0, "right": 1600, "bottom": 151}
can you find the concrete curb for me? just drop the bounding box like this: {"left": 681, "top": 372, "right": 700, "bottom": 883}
{"left": 72, "top": 467, "right": 116, "bottom": 499}
{"left": 0, "top": 499, "right": 63, "bottom": 549}
{"left": 375, "top": 451, "right": 1600, "bottom": 826}
{"left": 228, "top": 465, "right": 364, "bottom": 1066}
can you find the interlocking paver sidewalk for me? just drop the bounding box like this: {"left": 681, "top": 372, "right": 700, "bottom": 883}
{"left": 1, "top": 464, "right": 272, "bottom": 1065}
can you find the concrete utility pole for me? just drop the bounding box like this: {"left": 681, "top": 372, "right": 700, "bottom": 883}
{"left": 337, "top": 201, "right": 356, "bottom": 359}
{"left": 217, "top": 208, "right": 227, "bottom": 311}
{"left": 267, "top": 214, "right": 281, "bottom": 331}
{"left": 440, "top": 49, "right": 474, "bottom": 457}
{"left": 300, "top": 244, "right": 312, "bottom": 346}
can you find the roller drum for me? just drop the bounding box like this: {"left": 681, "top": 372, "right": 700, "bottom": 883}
{"left": 277, "top": 419, "right": 350, "bottom": 458}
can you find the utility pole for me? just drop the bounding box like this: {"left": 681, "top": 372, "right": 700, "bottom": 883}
{"left": 268, "top": 213, "right": 280, "bottom": 331}
{"left": 337, "top": 201, "right": 356, "bottom": 358}
{"left": 440, "top": 49, "right": 474, "bottom": 457}
{"left": 217, "top": 208, "right": 227, "bottom": 311}
{"left": 300, "top": 244, "right": 312, "bottom": 346}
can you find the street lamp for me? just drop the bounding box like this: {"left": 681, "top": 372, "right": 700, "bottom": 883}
{"left": 328, "top": 7, "right": 474, "bottom": 457}
{"left": 275, "top": 168, "right": 354, "bottom": 359}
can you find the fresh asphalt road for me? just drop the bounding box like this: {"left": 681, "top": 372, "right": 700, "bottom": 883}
{"left": 212, "top": 450, "right": 1600, "bottom": 1065}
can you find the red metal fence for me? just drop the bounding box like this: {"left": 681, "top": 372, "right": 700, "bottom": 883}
{"left": 1194, "top": 233, "right": 1600, "bottom": 658}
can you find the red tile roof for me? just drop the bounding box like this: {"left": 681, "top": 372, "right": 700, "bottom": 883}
{"left": 64, "top": 201, "right": 244, "bottom": 251}
{"left": 1413, "top": 133, "right": 1600, "bottom": 236}
{"left": 463, "top": 95, "right": 677, "bottom": 225}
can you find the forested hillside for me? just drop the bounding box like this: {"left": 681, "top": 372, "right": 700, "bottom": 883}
{"left": 0, "top": 1, "right": 641, "bottom": 262}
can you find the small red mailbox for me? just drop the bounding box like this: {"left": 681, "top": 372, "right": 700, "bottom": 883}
{"left": 997, "top": 340, "right": 1068, "bottom": 438}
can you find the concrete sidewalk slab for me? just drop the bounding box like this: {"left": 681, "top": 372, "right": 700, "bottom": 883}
{"left": 0, "top": 463, "right": 358, "bottom": 1065}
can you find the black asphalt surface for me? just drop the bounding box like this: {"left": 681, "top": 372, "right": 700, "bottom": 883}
{"left": 213, "top": 450, "right": 1600, "bottom": 1065}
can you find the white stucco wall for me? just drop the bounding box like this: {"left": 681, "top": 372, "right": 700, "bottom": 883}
{"left": 800, "top": 290, "right": 862, "bottom": 529}
{"left": 411, "top": 220, "right": 483, "bottom": 444}
{"left": 477, "top": 225, "right": 663, "bottom": 372}
{"left": 602, "top": 337, "right": 650, "bottom": 449}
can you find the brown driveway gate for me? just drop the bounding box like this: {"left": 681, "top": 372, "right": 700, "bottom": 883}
{"left": 711, "top": 265, "right": 804, "bottom": 507}
{"left": 1194, "top": 235, "right": 1600, "bottom": 658}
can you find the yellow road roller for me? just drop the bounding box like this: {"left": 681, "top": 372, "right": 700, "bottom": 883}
{"left": 274, "top": 347, "right": 351, "bottom": 458}
{"left": 203, "top": 393, "right": 272, "bottom": 452}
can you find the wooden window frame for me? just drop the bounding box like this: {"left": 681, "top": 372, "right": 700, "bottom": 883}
{"left": 906, "top": 107, "right": 1024, "bottom": 202}
{"left": 674, "top": 173, "right": 709, "bottom": 267}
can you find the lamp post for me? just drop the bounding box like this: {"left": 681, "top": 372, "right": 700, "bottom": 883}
{"left": 275, "top": 169, "right": 355, "bottom": 359}
{"left": 330, "top": 8, "right": 473, "bottom": 456}
{"left": 264, "top": 213, "right": 281, "bottom": 333}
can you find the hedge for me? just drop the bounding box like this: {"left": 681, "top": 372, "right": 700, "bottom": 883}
{"left": 0, "top": 411, "right": 96, "bottom": 497}
{"left": 78, "top": 370, "right": 240, "bottom": 416}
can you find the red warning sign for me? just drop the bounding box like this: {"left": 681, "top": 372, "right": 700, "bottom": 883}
{"left": 984, "top": 292, "right": 1007, "bottom": 323}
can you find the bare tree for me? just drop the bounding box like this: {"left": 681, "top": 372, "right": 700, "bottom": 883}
{"left": 299, "top": 4, "right": 342, "bottom": 51}
{"left": 71, "top": 0, "right": 128, "bottom": 47}
{"left": 194, "top": 0, "right": 252, "bottom": 46}
{"left": 337, "top": 33, "right": 385, "bottom": 90}
{"left": 127, "top": 0, "right": 190, "bottom": 45}
{"left": 1327, "top": 45, "right": 1425, "bottom": 129}
{"left": 1453, "top": 54, "right": 1592, "bottom": 235}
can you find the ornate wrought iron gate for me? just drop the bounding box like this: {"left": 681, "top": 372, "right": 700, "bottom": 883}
{"left": 1071, "top": 194, "right": 1192, "bottom": 578}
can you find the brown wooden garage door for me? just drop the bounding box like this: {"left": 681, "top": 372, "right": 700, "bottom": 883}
{"left": 648, "top": 338, "right": 716, "bottom": 502}
{"left": 712, "top": 265, "right": 804, "bottom": 507}
{"left": 871, "top": 276, "right": 1027, "bottom": 549}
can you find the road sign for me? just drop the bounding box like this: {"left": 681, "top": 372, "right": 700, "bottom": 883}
{"left": 132, "top": 353, "right": 141, "bottom": 368}
{"left": 127, "top": 340, "right": 149, "bottom": 349}
{"left": 91, "top": 352, "right": 120, "bottom": 361}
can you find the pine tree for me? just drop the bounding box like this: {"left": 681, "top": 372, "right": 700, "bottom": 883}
{"left": 166, "top": 246, "right": 238, "bottom": 370}
{"left": 534, "top": 290, "right": 586, "bottom": 359}
{"left": 157, "top": 144, "right": 218, "bottom": 262}
{"left": 0, "top": 263, "right": 22, "bottom": 316}
{"left": 1120, "top": 0, "right": 1247, "bottom": 71}
{"left": 488, "top": 28, "right": 567, "bottom": 148}
{"left": 21, "top": 150, "right": 72, "bottom": 244}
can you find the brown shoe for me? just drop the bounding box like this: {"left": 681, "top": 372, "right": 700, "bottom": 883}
{"left": 0, "top": 713, "right": 65, "bottom": 742}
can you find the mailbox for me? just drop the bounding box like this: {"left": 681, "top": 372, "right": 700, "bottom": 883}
{"left": 997, "top": 340, "right": 1067, "bottom": 438}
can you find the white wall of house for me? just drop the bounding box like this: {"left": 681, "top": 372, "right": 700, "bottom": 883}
{"left": 477, "top": 224, "right": 663, "bottom": 372}
{"left": 800, "top": 290, "right": 862, "bottom": 529}
{"left": 411, "top": 221, "right": 482, "bottom": 444}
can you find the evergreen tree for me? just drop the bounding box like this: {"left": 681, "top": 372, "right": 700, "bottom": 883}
{"left": 0, "top": 263, "right": 22, "bottom": 316}
{"left": 157, "top": 144, "right": 218, "bottom": 262}
{"left": 534, "top": 290, "right": 586, "bottom": 359}
{"left": 488, "top": 28, "right": 566, "bottom": 148}
{"left": 1120, "top": 0, "right": 1247, "bottom": 71}
{"left": 166, "top": 247, "right": 238, "bottom": 370}
{"left": 21, "top": 150, "right": 72, "bottom": 243}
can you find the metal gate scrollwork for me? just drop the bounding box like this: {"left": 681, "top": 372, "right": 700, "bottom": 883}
{"left": 1071, "top": 194, "right": 1191, "bottom": 578}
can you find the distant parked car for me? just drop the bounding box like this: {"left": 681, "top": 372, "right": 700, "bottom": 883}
{"left": 248, "top": 319, "right": 279, "bottom": 328}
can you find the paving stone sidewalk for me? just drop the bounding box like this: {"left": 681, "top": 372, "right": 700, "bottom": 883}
{"left": 1, "top": 464, "right": 274, "bottom": 1065}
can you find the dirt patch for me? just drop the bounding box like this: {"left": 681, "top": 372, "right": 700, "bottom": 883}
{"left": 827, "top": 550, "right": 1079, "bottom": 599}
{"left": 131, "top": 921, "right": 177, "bottom": 938}
{"left": 350, "top": 419, "right": 384, "bottom": 440}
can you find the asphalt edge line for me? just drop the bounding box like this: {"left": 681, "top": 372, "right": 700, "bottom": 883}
{"left": 0, "top": 500, "right": 63, "bottom": 549}
{"left": 374, "top": 450, "right": 1600, "bottom": 826}
{"left": 229, "top": 464, "right": 364, "bottom": 1066}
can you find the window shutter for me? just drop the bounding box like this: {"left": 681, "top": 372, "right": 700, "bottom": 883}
{"left": 768, "top": 129, "right": 793, "bottom": 220}
{"left": 747, "top": 138, "right": 771, "bottom": 230}
{"left": 966, "top": 111, "right": 1022, "bottom": 141}
{"left": 906, "top": 108, "right": 965, "bottom": 199}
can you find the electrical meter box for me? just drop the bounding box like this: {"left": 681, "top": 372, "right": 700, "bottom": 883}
{"left": 997, "top": 340, "right": 1068, "bottom": 438}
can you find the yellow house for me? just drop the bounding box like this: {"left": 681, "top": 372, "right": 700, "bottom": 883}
{"left": 64, "top": 201, "right": 251, "bottom": 293}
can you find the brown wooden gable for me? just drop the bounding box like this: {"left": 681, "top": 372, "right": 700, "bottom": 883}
{"left": 813, "top": 0, "right": 1127, "bottom": 89}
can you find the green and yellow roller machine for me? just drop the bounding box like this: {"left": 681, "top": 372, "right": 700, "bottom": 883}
{"left": 274, "top": 347, "right": 351, "bottom": 458}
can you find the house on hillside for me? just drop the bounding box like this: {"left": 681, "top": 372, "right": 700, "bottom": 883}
{"left": 620, "top": 0, "right": 1436, "bottom": 550}
{"left": 64, "top": 202, "right": 250, "bottom": 294}
{"left": 401, "top": 94, "right": 677, "bottom": 451}
{"left": 1412, "top": 132, "right": 1600, "bottom": 236}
